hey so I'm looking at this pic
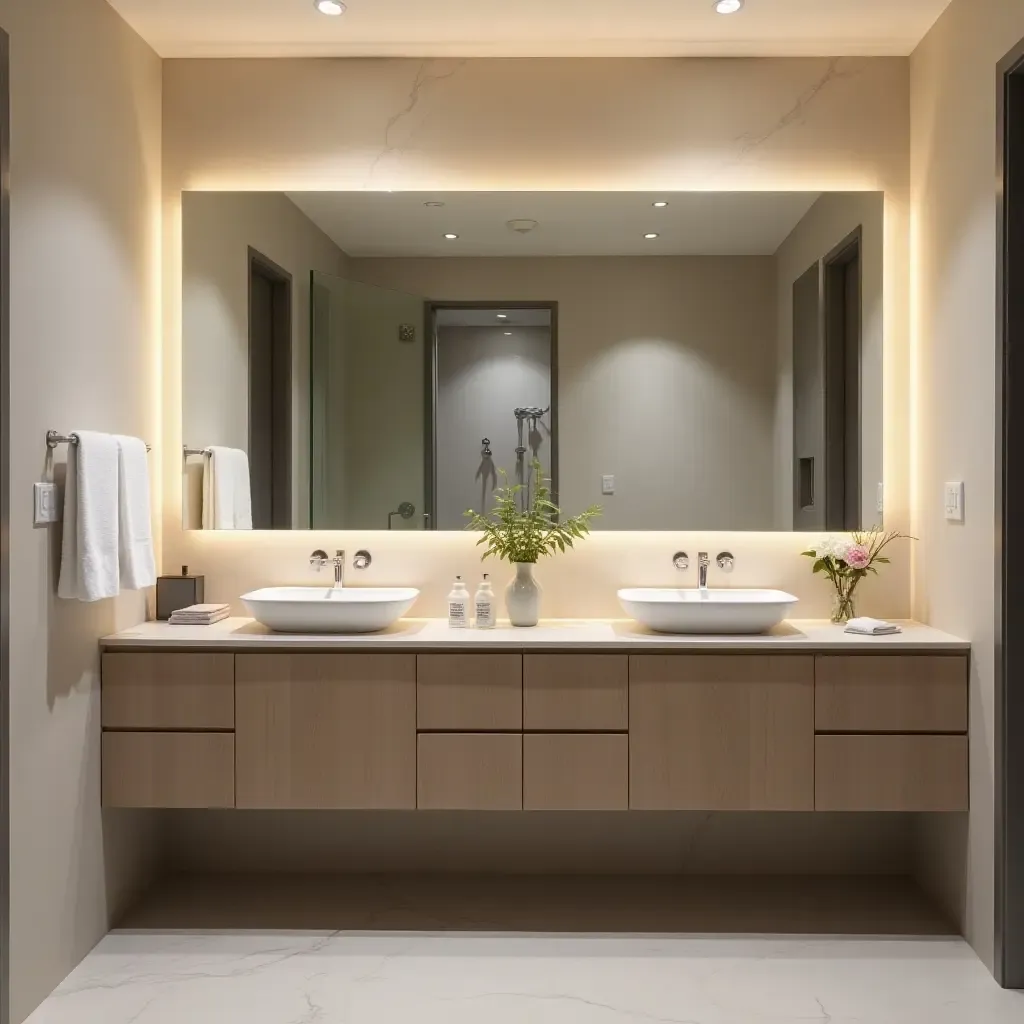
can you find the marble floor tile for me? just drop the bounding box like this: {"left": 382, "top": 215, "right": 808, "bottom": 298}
{"left": 24, "top": 930, "right": 1024, "bottom": 1024}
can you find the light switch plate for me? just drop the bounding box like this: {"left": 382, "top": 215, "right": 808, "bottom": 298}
{"left": 34, "top": 482, "right": 59, "bottom": 525}
{"left": 601, "top": 475, "right": 616, "bottom": 496}
{"left": 876, "top": 482, "right": 884, "bottom": 516}
{"left": 944, "top": 481, "right": 965, "bottom": 523}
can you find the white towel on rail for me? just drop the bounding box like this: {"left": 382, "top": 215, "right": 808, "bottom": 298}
{"left": 114, "top": 435, "right": 156, "bottom": 590}
{"left": 202, "top": 446, "right": 253, "bottom": 530}
{"left": 58, "top": 431, "right": 120, "bottom": 602}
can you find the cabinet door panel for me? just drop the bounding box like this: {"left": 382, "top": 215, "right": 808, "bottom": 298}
{"left": 524, "top": 655, "right": 628, "bottom": 731}
{"left": 523, "top": 734, "right": 628, "bottom": 810}
{"left": 815, "top": 655, "right": 968, "bottom": 733}
{"left": 417, "top": 654, "right": 522, "bottom": 730}
{"left": 629, "top": 655, "right": 814, "bottom": 810}
{"left": 236, "top": 654, "right": 416, "bottom": 809}
{"left": 102, "top": 732, "right": 235, "bottom": 808}
{"left": 102, "top": 653, "right": 234, "bottom": 729}
{"left": 815, "top": 735, "right": 969, "bottom": 811}
{"left": 417, "top": 733, "right": 522, "bottom": 810}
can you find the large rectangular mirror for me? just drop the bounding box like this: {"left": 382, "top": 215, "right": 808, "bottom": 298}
{"left": 181, "top": 190, "right": 883, "bottom": 532}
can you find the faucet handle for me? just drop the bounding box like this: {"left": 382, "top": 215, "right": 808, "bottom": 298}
{"left": 672, "top": 551, "right": 689, "bottom": 571}
{"left": 717, "top": 551, "right": 735, "bottom": 573}
{"left": 353, "top": 550, "right": 372, "bottom": 570}
{"left": 333, "top": 549, "right": 346, "bottom": 565}
{"left": 309, "top": 549, "right": 329, "bottom": 569}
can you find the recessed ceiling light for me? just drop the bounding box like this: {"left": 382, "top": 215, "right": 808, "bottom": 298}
{"left": 504, "top": 331, "right": 513, "bottom": 336}
{"left": 443, "top": 233, "right": 458, "bottom": 240}
{"left": 424, "top": 201, "right": 445, "bottom": 208}
{"left": 714, "top": 0, "right": 743, "bottom": 13}
{"left": 653, "top": 201, "right": 669, "bottom": 208}
{"left": 644, "top": 233, "right": 659, "bottom": 239}
{"left": 496, "top": 314, "right": 508, "bottom": 319}
{"left": 315, "top": 0, "right": 346, "bottom": 15}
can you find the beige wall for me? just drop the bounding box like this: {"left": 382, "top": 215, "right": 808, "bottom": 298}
{"left": 181, "top": 191, "right": 349, "bottom": 528}
{"left": 351, "top": 255, "right": 778, "bottom": 531}
{"left": 774, "top": 192, "right": 886, "bottom": 529}
{"left": 909, "top": 0, "right": 1024, "bottom": 974}
{"left": 162, "top": 56, "right": 911, "bottom": 620}
{"left": 0, "top": 0, "right": 163, "bottom": 1020}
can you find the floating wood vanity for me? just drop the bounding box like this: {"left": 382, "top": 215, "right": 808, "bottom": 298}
{"left": 99, "top": 619, "right": 970, "bottom": 814}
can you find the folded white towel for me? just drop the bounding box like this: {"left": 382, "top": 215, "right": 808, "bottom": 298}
{"left": 845, "top": 617, "right": 903, "bottom": 636}
{"left": 114, "top": 435, "right": 156, "bottom": 590}
{"left": 58, "top": 431, "right": 120, "bottom": 602}
{"left": 202, "top": 447, "right": 253, "bottom": 530}
{"left": 169, "top": 603, "right": 231, "bottom": 625}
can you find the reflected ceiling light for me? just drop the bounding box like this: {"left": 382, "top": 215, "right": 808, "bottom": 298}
{"left": 714, "top": 0, "right": 743, "bottom": 13}
{"left": 315, "top": 0, "right": 346, "bottom": 14}
{"left": 443, "top": 233, "right": 458, "bottom": 239}
{"left": 652, "top": 201, "right": 669, "bottom": 208}
{"left": 496, "top": 314, "right": 508, "bottom": 319}
{"left": 424, "top": 201, "right": 445, "bottom": 208}
{"left": 504, "top": 331, "right": 513, "bottom": 336}
{"left": 644, "top": 233, "right": 659, "bottom": 239}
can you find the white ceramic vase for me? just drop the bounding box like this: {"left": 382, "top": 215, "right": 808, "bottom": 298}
{"left": 506, "top": 562, "right": 541, "bottom": 627}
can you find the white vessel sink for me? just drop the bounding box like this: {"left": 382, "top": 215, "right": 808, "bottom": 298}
{"left": 241, "top": 586, "right": 419, "bottom": 634}
{"left": 618, "top": 588, "right": 799, "bottom": 635}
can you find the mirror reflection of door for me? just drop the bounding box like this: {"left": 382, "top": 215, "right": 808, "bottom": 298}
{"left": 429, "top": 304, "right": 555, "bottom": 531}
{"left": 791, "top": 228, "right": 864, "bottom": 531}
{"left": 310, "top": 273, "right": 427, "bottom": 530}
{"left": 248, "top": 249, "right": 292, "bottom": 530}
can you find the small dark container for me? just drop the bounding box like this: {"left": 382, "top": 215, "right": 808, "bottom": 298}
{"left": 156, "top": 566, "right": 206, "bottom": 621}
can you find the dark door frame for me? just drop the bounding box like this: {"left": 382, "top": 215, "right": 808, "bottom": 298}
{"left": 997, "top": 34, "right": 1024, "bottom": 990}
{"left": 247, "top": 248, "right": 292, "bottom": 529}
{"left": 0, "top": 25, "right": 9, "bottom": 1022}
{"left": 425, "top": 301, "right": 559, "bottom": 529}
{"left": 822, "top": 226, "right": 863, "bottom": 531}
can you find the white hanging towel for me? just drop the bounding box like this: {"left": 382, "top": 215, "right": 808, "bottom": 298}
{"left": 202, "top": 446, "right": 253, "bottom": 530}
{"left": 58, "top": 431, "right": 121, "bottom": 602}
{"left": 114, "top": 435, "right": 156, "bottom": 590}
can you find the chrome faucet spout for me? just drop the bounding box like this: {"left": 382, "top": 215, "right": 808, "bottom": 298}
{"left": 698, "top": 552, "right": 710, "bottom": 590}
{"left": 333, "top": 550, "right": 346, "bottom": 588}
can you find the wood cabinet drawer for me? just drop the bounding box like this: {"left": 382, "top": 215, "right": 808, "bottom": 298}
{"left": 102, "top": 653, "right": 234, "bottom": 730}
{"left": 524, "top": 655, "right": 628, "bottom": 731}
{"left": 815, "top": 655, "right": 968, "bottom": 733}
{"left": 523, "top": 734, "right": 628, "bottom": 810}
{"left": 417, "top": 733, "right": 522, "bottom": 810}
{"left": 417, "top": 655, "right": 522, "bottom": 730}
{"left": 235, "top": 654, "right": 416, "bottom": 810}
{"left": 815, "top": 734, "right": 969, "bottom": 811}
{"left": 629, "top": 655, "right": 814, "bottom": 810}
{"left": 102, "top": 732, "right": 235, "bottom": 808}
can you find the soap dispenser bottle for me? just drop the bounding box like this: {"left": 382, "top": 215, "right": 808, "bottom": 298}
{"left": 474, "top": 574, "right": 496, "bottom": 629}
{"left": 448, "top": 576, "right": 470, "bottom": 629}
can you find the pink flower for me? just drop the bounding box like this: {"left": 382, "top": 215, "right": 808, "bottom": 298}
{"left": 845, "top": 544, "right": 871, "bottom": 570}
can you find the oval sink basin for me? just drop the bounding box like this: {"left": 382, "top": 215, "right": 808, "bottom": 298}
{"left": 241, "top": 586, "right": 420, "bottom": 634}
{"left": 618, "top": 588, "right": 799, "bottom": 635}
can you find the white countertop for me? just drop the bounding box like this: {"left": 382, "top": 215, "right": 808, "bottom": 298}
{"left": 101, "top": 618, "right": 969, "bottom": 652}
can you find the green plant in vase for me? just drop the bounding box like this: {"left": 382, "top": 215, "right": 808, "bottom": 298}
{"left": 465, "top": 461, "right": 601, "bottom": 626}
{"left": 802, "top": 527, "right": 913, "bottom": 623}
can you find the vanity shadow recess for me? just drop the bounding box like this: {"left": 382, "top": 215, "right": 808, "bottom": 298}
{"left": 100, "top": 650, "right": 968, "bottom": 813}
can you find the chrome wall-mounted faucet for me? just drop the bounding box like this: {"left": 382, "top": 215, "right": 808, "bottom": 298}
{"left": 697, "top": 552, "right": 711, "bottom": 589}
{"left": 310, "top": 548, "right": 372, "bottom": 588}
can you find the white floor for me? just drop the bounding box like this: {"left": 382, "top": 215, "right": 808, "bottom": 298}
{"left": 25, "top": 931, "right": 1024, "bottom": 1024}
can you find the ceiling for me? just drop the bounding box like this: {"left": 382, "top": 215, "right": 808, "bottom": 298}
{"left": 435, "top": 308, "right": 553, "bottom": 328}
{"left": 108, "top": 0, "right": 951, "bottom": 59}
{"left": 285, "top": 191, "right": 823, "bottom": 257}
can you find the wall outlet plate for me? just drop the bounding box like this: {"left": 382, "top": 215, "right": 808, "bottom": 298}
{"left": 34, "top": 482, "right": 59, "bottom": 525}
{"left": 601, "top": 474, "right": 616, "bottom": 495}
{"left": 944, "top": 481, "right": 965, "bottom": 523}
